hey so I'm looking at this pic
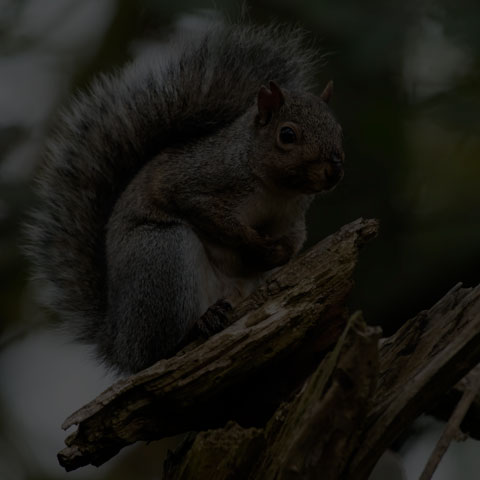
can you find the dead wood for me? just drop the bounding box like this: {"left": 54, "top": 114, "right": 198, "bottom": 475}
{"left": 58, "top": 217, "right": 378, "bottom": 471}
{"left": 56, "top": 216, "right": 480, "bottom": 480}
{"left": 419, "top": 365, "right": 480, "bottom": 480}
{"left": 163, "top": 312, "right": 381, "bottom": 480}
{"left": 252, "top": 312, "right": 381, "bottom": 480}
{"left": 428, "top": 380, "right": 480, "bottom": 440}
{"left": 345, "top": 283, "right": 480, "bottom": 479}
{"left": 164, "top": 281, "right": 480, "bottom": 480}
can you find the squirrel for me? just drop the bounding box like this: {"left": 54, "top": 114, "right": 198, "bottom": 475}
{"left": 26, "top": 22, "right": 344, "bottom": 374}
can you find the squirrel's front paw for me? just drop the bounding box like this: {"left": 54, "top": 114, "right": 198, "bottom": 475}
{"left": 252, "top": 235, "right": 294, "bottom": 270}
{"left": 196, "top": 299, "right": 234, "bottom": 337}
{"left": 267, "top": 236, "right": 294, "bottom": 267}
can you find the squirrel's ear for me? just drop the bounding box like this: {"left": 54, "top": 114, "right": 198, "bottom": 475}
{"left": 320, "top": 80, "right": 334, "bottom": 104}
{"left": 257, "top": 80, "right": 285, "bottom": 125}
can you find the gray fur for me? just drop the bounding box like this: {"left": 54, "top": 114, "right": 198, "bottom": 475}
{"left": 25, "top": 22, "right": 341, "bottom": 374}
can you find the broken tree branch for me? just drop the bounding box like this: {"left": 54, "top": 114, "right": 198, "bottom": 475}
{"left": 252, "top": 312, "right": 381, "bottom": 480}
{"left": 58, "top": 217, "right": 379, "bottom": 471}
{"left": 419, "top": 365, "right": 480, "bottom": 480}
{"left": 56, "top": 215, "right": 480, "bottom": 479}
{"left": 163, "top": 312, "right": 381, "bottom": 480}
{"left": 164, "top": 284, "right": 480, "bottom": 480}
{"left": 345, "top": 283, "right": 480, "bottom": 479}
{"left": 428, "top": 380, "right": 480, "bottom": 440}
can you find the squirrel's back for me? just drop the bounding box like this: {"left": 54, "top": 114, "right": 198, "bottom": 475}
{"left": 26, "top": 22, "right": 318, "bottom": 346}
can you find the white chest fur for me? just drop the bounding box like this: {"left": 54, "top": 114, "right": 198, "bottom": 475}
{"left": 195, "top": 188, "right": 310, "bottom": 314}
{"left": 195, "top": 239, "right": 264, "bottom": 313}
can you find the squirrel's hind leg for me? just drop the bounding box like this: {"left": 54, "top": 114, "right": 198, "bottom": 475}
{"left": 104, "top": 223, "right": 212, "bottom": 373}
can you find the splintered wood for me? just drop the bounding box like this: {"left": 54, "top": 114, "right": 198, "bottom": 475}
{"left": 57, "top": 218, "right": 480, "bottom": 480}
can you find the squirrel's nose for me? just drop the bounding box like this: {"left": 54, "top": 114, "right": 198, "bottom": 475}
{"left": 330, "top": 154, "right": 344, "bottom": 167}
{"left": 325, "top": 154, "right": 344, "bottom": 185}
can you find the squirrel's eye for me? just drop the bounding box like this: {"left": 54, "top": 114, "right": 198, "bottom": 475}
{"left": 279, "top": 126, "right": 297, "bottom": 144}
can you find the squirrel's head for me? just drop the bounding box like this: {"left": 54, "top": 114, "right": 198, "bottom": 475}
{"left": 252, "top": 80, "right": 344, "bottom": 194}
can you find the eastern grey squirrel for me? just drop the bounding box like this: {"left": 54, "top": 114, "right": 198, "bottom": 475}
{"left": 26, "top": 22, "right": 344, "bottom": 374}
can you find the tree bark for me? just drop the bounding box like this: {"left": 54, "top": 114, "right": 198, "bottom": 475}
{"left": 58, "top": 217, "right": 378, "bottom": 471}
{"left": 345, "top": 283, "right": 480, "bottom": 479}
{"left": 57, "top": 217, "right": 480, "bottom": 480}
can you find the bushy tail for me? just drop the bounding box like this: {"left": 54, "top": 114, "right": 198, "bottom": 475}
{"left": 26, "top": 21, "right": 318, "bottom": 343}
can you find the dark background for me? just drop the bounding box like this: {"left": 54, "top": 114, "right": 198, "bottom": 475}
{"left": 0, "top": 1, "right": 479, "bottom": 479}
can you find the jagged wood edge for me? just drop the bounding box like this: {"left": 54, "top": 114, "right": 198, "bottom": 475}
{"left": 163, "top": 312, "right": 381, "bottom": 480}
{"left": 254, "top": 312, "right": 381, "bottom": 479}
{"left": 164, "top": 284, "right": 480, "bottom": 480}
{"left": 419, "top": 365, "right": 480, "bottom": 480}
{"left": 429, "top": 381, "right": 480, "bottom": 440}
{"left": 58, "top": 217, "right": 379, "bottom": 471}
{"left": 346, "top": 282, "right": 480, "bottom": 479}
